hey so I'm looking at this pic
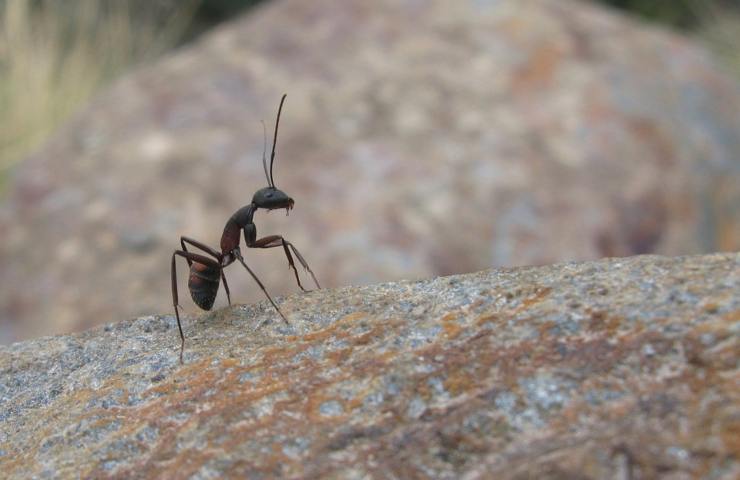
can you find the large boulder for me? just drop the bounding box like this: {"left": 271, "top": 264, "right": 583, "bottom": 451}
{"left": 1, "top": 0, "right": 739, "bottom": 342}
{"left": 0, "top": 253, "right": 738, "bottom": 478}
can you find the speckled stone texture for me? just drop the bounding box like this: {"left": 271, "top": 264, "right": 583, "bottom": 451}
{"left": 2, "top": 0, "right": 740, "bottom": 343}
{"left": 0, "top": 253, "right": 737, "bottom": 478}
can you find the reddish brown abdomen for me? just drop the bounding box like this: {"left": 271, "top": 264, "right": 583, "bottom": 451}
{"left": 188, "top": 262, "right": 221, "bottom": 310}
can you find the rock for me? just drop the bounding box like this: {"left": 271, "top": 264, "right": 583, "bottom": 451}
{"left": 0, "top": 253, "right": 738, "bottom": 478}
{"left": 2, "top": 0, "right": 740, "bottom": 342}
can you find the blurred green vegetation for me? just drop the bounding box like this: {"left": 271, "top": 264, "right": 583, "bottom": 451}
{"left": 0, "top": 0, "right": 738, "bottom": 194}
{"left": 188, "top": 0, "right": 264, "bottom": 39}
{"left": 597, "top": 0, "right": 734, "bottom": 29}
{"left": 595, "top": 0, "right": 740, "bottom": 81}
{"left": 0, "top": 0, "right": 198, "bottom": 182}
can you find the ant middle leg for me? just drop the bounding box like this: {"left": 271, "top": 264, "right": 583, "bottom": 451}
{"left": 171, "top": 249, "right": 223, "bottom": 363}
{"left": 249, "top": 235, "right": 320, "bottom": 290}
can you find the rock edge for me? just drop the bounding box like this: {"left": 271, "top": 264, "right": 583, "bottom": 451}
{"left": 1, "top": 253, "right": 738, "bottom": 478}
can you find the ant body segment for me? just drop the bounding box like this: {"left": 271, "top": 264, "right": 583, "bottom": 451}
{"left": 171, "top": 94, "right": 320, "bottom": 363}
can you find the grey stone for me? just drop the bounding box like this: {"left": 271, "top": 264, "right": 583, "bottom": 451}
{"left": 1, "top": 0, "right": 740, "bottom": 343}
{"left": 0, "top": 253, "right": 738, "bottom": 478}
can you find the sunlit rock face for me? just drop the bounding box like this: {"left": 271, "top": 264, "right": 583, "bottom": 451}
{"left": 1, "top": 253, "right": 738, "bottom": 478}
{"left": 1, "top": 0, "right": 740, "bottom": 342}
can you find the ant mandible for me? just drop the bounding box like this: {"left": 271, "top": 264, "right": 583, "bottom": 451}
{"left": 171, "top": 94, "right": 320, "bottom": 363}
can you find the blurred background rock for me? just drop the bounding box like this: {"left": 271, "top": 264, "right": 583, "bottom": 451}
{"left": 0, "top": 0, "right": 738, "bottom": 343}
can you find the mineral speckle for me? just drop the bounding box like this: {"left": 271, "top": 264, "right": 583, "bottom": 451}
{"left": 0, "top": 253, "right": 738, "bottom": 478}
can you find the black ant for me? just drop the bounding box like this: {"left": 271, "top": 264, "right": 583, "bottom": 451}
{"left": 171, "top": 94, "right": 320, "bottom": 363}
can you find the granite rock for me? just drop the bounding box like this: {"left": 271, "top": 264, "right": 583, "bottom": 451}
{"left": 1, "top": 0, "right": 740, "bottom": 342}
{"left": 0, "top": 253, "right": 738, "bottom": 478}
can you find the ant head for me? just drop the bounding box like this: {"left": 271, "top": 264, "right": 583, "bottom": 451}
{"left": 253, "top": 186, "right": 294, "bottom": 211}
{"left": 255, "top": 94, "right": 294, "bottom": 213}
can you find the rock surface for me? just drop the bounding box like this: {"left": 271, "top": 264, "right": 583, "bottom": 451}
{"left": 2, "top": 0, "right": 740, "bottom": 343}
{"left": 1, "top": 253, "right": 738, "bottom": 478}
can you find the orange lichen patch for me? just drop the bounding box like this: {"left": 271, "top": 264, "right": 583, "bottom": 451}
{"left": 236, "top": 375, "right": 291, "bottom": 400}
{"left": 305, "top": 392, "right": 348, "bottom": 422}
{"left": 339, "top": 311, "right": 371, "bottom": 323}
{"left": 259, "top": 343, "right": 301, "bottom": 364}
{"left": 346, "top": 390, "right": 372, "bottom": 411}
{"left": 146, "top": 378, "right": 184, "bottom": 397}
{"left": 473, "top": 287, "right": 553, "bottom": 325}
{"left": 441, "top": 312, "right": 463, "bottom": 340}
{"left": 685, "top": 316, "right": 738, "bottom": 371}
{"left": 125, "top": 373, "right": 304, "bottom": 475}
{"left": 537, "top": 319, "right": 558, "bottom": 338}
{"left": 476, "top": 313, "right": 500, "bottom": 326}
{"left": 701, "top": 302, "right": 720, "bottom": 314}
{"left": 292, "top": 312, "right": 370, "bottom": 343}
{"left": 585, "top": 309, "right": 607, "bottom": 325}
{"left": 520, "top": 286, "right": 552, "bottom": 310}
{"left": 352, "top": 329, "right": 377, "bottom": 346}
{"left": 586, "top": 310, "right": 630, "bottom": 337}
{"left": 219, "top": 357, "right": 241, "bottom": 368}
{"left": 443, "top": 370, "right": 475, "bottom": 397}
{"left": 721, "top": 419, "right": 740, "bottom": 454}
{"left": 360, "top": 350, "right": 397, "bottom": 370}
{"left": 503, "top": 286, "right": 554, "bottom": 317}
{"left": 460, "top": 346, "right": 530, "bottom": 392}
{"left": 691, "top": 316, "right": 735, "bottom": 340}
{"left": 325, "top": 347, "right": 354, "bottom": 364}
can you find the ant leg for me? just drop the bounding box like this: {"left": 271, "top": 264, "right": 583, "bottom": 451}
{"left": 171, "top": 252, "right": 185, "bottom": 364}
{"left": 249, "top": 235, "right": 320, "bottom": 290}
{"left": 180, "top": 236, "right": 223, "bottom": 266}
{"left": 233, "top": 251, "right": 290, "bottom": 325}
{"left": 285, "top": 242, "right": 321, "bottom": 289}
{"left": 171, "top": 250, "right": 224, "bottom": 364}
{"left": 250, "top": 235, "right": 305, "bottom": 291}
{"left": 221, "top": 271, "right": 231, "bottom": 305}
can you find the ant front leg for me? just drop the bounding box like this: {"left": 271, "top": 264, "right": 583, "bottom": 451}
{"left": 180, "top": 237, "right": 231, "bottom": 305}
{"left": 232, "top": 250, "right": 290, "bottom": 326}
{"left": 171, "top": 249, "right": 223, "bottom": 364}
{"left": 248, "top": 234, "right": 321, "bottom": 291}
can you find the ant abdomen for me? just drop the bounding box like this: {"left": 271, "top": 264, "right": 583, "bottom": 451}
{"left": 188, "top": 262, "right": 221, "bottom": 310}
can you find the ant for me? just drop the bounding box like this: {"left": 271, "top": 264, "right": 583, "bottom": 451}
{"left": 171, "top": 94, "right": 320, "bottom": 363}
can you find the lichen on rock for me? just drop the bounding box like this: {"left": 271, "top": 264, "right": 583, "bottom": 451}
{"left": 3, "top": 0, "right": 740, "bottom": 343}
{"left": 1, "top": 253, "right": 738, "bottom": 478}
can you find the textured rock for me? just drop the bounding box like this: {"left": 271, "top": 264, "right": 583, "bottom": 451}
{"left": 1, "top": 253, "right": 738, "bottom": 478}
{"left": 2, "top": 0, "right": 740, "bottom": 342}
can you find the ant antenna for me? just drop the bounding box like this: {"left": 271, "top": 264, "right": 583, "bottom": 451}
{"left": 269, "top": 94, "right": 287, "bottom": 188}
{"left": 260, "top": 120, "right": 272, "bottom": 187}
